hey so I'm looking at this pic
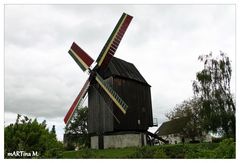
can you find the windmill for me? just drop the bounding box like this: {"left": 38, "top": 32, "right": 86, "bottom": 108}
{"left": 64, "top": 13, "right": 155, "bottom": 149}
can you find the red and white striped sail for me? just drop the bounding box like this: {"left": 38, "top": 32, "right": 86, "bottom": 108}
{"left": 96, "top": 13, "right": 133, "bottom": 69}
{"left": 68, "top": 42, "right": 94, "bottom": 71}
{"left": 65, "top": 13, "right": 133, "bottom": 125}
{"left": 64, "top": 79, "right": 90, "bottom": 125}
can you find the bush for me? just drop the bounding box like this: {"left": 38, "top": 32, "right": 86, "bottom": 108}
{"left": 184, "top": 139, "right": 235, "bottom": 159}
{"left": 77, "top": 149, "right": 95, "bottom": 158}
{"left": 185, "top": 145, "right": 215, "bottom": 158}
{"left": 153, "top": 147, "right": 168, "bottom": 158}
{"left": 128, "top": 146, "right": 155, "bottom": 158}
{"left": 4, "top": 115, "right": 63, "bottom": 158}
{"left": 62, "top": 141, "right": 236, "bottom": 159}
{"left": 64, "top": 143, "right": 75, "bottom": 151}
{"left": 214, "top": 138, "right": 235, "bottom": 158}
{"left": 128, "top": 146, "right": 168, "bottom": 158}
{"left": 43, "top": 147, "right": 63, "bottom": 158}
{"left": 162, "top": 144, "right": 186, "bottom": 158}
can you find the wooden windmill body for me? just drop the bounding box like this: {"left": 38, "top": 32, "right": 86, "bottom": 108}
{"left": 88, "top": 57, "right": 153, "bottom": 148}
{"left": 64, "top": 13, "right": 154, "bottom": 149}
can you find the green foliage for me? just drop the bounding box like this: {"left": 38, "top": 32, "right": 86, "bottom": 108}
{"left": 185, "top": 147, "right": 216, "bottom": 158}
{"left": 62, "top": 140, "right": 235, "bottom": 158}
{"left": 153, "top": 147, "right": 168, "bottom": 158}
{"left": 192, "top": 52, "right": 235, "bottom": 138}
{"left": 165, "top": 98, "right": 203, "bottom": 141}
{"left": 214, "top": 138, "right": 235, "bottom": 158}
{"left": 64, "top": 142, "right": 75, "bottom": 151}
{"left": 163, "top": 144, "right": 186, "bottom": 158}
{"left": 75, "top": 148, "right": 95, "bottom": 158}
{"left": 94, "top": 147, "right": 136, "bottom": 158}
{"left": 4, "top": 114, "right": 63, "bottom": 158}
{"left": 185, "top": 143, "right": 217, "bottom": 158}
{"left": 51, "top": 125, "right": 56, "bottom": 138}
{"left": 63, "top": 147, "right": 137, "bottom": 158}
{"left": 129, "top": 146, "right": 157, "bottom": 158}
{"left": 64, "top": 106, "right": 89, "bottom": 148}
{"left": 130, "top": 146, "right": 168, "bottom": 158}
{"left": 185, "top": 139, "right": 235, "bottom": 158}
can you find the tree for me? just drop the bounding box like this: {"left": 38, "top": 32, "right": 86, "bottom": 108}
{"left": 4, "top": 115, "right": 63, "bottom": 158}
{"left": 166, "top": 97, "right": 203, "bottom": 141}
{"left": 64, "top": 106, "right": 89, "bottom": 148}
{"left": 192, "top": 52, "right": 235, "bottom": 138}
{"left": 51, "top": 125, "right": 56, "bottom": 138}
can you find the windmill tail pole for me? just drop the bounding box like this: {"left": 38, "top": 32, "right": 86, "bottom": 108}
{"left": 146, "top": 131, "right": 168, "bottom": 144}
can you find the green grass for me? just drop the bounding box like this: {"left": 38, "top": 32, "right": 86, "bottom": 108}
{"left": 63, "top": 147, "right": 137, "bottom": 158}
{"left": 62, "top": 139, "right": 235, "bottom": 159}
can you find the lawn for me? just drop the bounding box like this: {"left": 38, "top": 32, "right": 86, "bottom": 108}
{"left": 62, "top": 139, "right": 235, "bottom": 159}
{"left": 63, "top": 147, "right": 137, "bottom": 158}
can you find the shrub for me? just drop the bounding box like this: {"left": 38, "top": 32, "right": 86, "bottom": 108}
{"left": 129, "top": 146, "right": 155, "bottom": 158}
{"left": 4, "top": 115, "right": 63, "bottom": 158}
{"left": 162, "top": 144, "right": 186, "bottom": 158}
{"left": 185, "top": 146, "right": 215, "bottom": 158}
{"left": 185, "top": 143, "right": 217, "bottom": 158}
{"left": 214, "top": 138, "right": 235, "bottom": 158}
{"left": 153, "top": 147, "right": 168, "bottom": 158}
{"left": 77, "top": 149, "right": 95, "bottom": 158}
{"left": 64, "top": 143, "right": 75, "bottom": 151}
{"left": 127, "top": 146, "right": 168, "bottom": 158}
{"left": 61, "top": 141, "right": 236, "bottom": 159}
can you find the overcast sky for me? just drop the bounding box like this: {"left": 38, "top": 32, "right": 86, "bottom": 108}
{"left": 4, "top": 5, "right": 235, "bottom": 141}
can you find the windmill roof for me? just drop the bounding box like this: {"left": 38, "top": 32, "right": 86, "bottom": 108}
{"left": 155, "top": 117, "right": 190, "bottom": 136}
{"left": 100, "top": 57, "right": 150, "bottom": 86}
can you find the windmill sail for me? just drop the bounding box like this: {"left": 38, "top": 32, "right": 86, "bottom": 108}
{"left": 65, "top": 13, "right": 132, "bottom": 126}
{"left": 96, "top": 13, "right": 133, "bottom": 69}
{"left": 68, "top": 42, "right": 94, "bottom": 71}
{"left": 64, "top": 79, "right": 90, "bottom": 125}
{"left": 95, "top": 73, "right": 128, "bottom": 114}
